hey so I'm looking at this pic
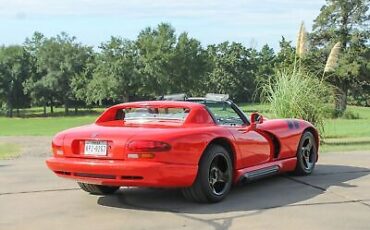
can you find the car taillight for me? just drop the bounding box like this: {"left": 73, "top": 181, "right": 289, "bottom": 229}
{"left": 52, "top": 143, "right": 64, "bottom": 156}
{"left": 127, "top": 140, "right": 171, "bottom": 152}
{"left": 127, "top": 153, "right": 155, "bottom": 159}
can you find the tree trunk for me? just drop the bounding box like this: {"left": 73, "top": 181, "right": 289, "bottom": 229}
{"left": 50, "top": 99, "right": 54, "bottom": 114}
{"left": 335, "top": 86, "right": 348, "bottom": 116}
{"left": 7, "top": 95, "right": 13, "bottom": 117}
{"left": 16, "top": 108, "right": 20, "bottom": 117}
{"left": 43, "top": 105, "right": 47, "bottom": 117}
{"left": 74, "top": 107, "right": 78, "bottom": 115}
{"left": 8, "top": 107, "right": 13, "bottom": 118}
{"left": 65, "top": 100, "right": 69, "bottom": 115}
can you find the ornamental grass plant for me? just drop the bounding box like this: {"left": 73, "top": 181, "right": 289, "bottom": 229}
{"left": 260, "top": 22, "right": 337, "bottom": 136}
{"left": 261, "top": 68, "right": 333, "bottom": 135}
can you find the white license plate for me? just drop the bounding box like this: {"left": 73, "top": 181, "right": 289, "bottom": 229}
{"left": 84, "top": 141, "right": 108, "bottom": 156}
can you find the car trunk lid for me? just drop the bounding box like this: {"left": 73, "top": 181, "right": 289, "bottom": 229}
{"left": 62, "top": 122, "right": 182, "bottom": 160}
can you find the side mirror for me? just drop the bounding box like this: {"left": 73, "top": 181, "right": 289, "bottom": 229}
{"left": 250, "top": 112, "right": 263, "bottom": 129}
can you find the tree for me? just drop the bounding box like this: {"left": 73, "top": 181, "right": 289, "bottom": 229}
{"left": 85, "top": 37, "right": 139, "bottom": 105}
{"left": 0, "top": 45, "right": 32, "bottom": 117}
{"left": 170, "top": 32, "right": 209, "bottom": 96}
{"left": 206, "top": 42, "right": 257, "bottom": 102}
{"left": 346, "top": 44, "right": 370, "bottom": 106}
{"left": 310, "top": 0, "right": 370, "bottom": 112}
{"left": 258, "top": 45, "right": 275, "bottom": 77}
{"left": 23, "top": 32, "right": 53, "bottom": 116}
{"left": 136, "top": 23, "right": 177, "bottom": 97}
{"left": 25, "top": 32, "right": 93, "bottom": 114}
{"left": 251, "top": 44, "right": 276, "bottom": 99}
{"left": 274, "top": 37, "right": 296, "bottom": 71}
{"left": 71, "top": 60, "right": 95, "bottom": 107}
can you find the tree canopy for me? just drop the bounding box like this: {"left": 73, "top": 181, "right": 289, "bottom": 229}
{"left": 310, "top": 0, "right": 370, "bottom": 112}
{"left": 0, "top": 1, "right": 369, "bottom": 117}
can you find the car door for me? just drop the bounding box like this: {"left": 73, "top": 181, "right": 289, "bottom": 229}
{"left": 206, "top": 101, "right": 271, "bottom": 168}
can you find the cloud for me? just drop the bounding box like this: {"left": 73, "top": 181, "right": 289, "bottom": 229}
{"left": 0, "top": 0, "right": 324, "bottom": 19}
{"left": 0, "top": 0, "right": 325, "bottom": 34}
{"left": 0, "top": 0, "right": 326, "bottom": 49}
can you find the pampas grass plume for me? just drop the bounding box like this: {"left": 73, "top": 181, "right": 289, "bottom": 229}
{"left": 324, "top": 42, "right": 341, "bottom": 73}
{"left": 296, "top": 22, "right": 307, "bottom": 58}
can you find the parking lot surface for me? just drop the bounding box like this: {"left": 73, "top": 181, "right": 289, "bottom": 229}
{"left": 0, "top": 138, "right": 369, "bottom": 230}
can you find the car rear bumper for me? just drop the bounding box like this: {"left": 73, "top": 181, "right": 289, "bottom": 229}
{"left": 46, "top": 157, "right": 198, "bottom": 187}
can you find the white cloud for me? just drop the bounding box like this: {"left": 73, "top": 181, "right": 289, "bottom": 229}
{"left": 0, "top": 0, "right": 326, "bottom": 49}
{"left": 0, "top": 0, "right": 324, "bottom": 19}
{"left": 0, "top": 0, "right": 325, "bottom": 35}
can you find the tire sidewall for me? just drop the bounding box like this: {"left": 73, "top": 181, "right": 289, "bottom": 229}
{"left": 296, "top": 132, "right": 317, "bottom": 174}
{"left": 198, "top": 145, "right": 233, "bottom": 202}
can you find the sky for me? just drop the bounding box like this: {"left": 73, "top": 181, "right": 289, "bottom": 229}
{"left": 0, "top": 0, "right": 326, "bottom": 50}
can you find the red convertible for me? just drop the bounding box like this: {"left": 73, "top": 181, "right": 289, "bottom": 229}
{"left": 46, "top": 94, "right": 319, "bottom": 203}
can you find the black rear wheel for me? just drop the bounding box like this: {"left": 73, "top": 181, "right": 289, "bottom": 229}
{"left": 294, "top": 131, "right": 318, "bottom": 175}
{"left": 182, "top": 145, "right": 233, "bottom": 203}
{"left": 78, "top": 182, "right": 119, "bottom": 195}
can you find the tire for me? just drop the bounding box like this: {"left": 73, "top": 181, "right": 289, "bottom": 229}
{"left": 77, "top": 182, "right": 119, "bottom": 195}
{"left": 293, "top": 131, "right": 318, "bottom": 176}
{"left": 182, "top": 145, "right": 233, "bottom": 203}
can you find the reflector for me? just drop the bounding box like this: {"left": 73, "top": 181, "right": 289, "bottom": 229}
{"left": 127, "top": 140, "right": 171, "bottom": 152}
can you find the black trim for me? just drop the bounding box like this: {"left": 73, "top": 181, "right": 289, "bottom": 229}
{"left": 121, "top": 176, "right": 144, "bottom": 180}
{"left": 186, "top": 98, "right": 250, "bottom": 126}
{"left": 265, "top": 132, "right": 281, "bottom": 159}
{"left": 203, "top": 100, "right": 248, "bottom": 126}
{"left": 226, "top": 100, "right": 250, "bottom": 125}
{"left": 240, "top": 165, "right": 279, "bottom": 183}
{"left": 74, "top": 173, "right": 116, "bottom": 179}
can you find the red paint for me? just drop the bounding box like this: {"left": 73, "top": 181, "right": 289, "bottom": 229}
{"left": 46, "top": 101, "right": 319, "bottom": 187}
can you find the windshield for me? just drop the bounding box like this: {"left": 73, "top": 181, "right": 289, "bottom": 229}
{"left": 115, "top": 107, "right": 190, "bottom": 122}
{"left": 201, "top": 101, "right": 245, "bottom": 126}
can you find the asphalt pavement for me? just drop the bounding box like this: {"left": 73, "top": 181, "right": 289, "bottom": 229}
{"left": 1, "top": 150, "right": 370, "bottom": 230}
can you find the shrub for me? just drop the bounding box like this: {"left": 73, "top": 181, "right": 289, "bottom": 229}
{"left": 261, "top": 68, "right": 333, "bottom": 135}
{"left": 342, "top": 110, "right": 360, "bottom": 120}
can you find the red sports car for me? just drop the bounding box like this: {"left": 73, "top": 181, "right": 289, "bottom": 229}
{"left": 46, "top": 94, "right": 319, "bottom": 203}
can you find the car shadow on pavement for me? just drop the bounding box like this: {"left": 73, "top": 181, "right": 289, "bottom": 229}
{"left": 97, "top": 164, "right": 370, "bottom": 214}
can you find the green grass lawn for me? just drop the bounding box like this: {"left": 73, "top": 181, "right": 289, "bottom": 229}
{"left": 0, "top": 105, "right": 369, "bottom": 152}
{"left": 0, "top": 116, "right": 97, "bottom": 136}
{"left": 0, "top": 106, "right": 103, "bottom": 136}
{"left": 0, "top": 106, "right": 104, "bottom": 118}
{"left": 241, "top": 104, "right": 370, "bottom": 152}
{"left": 0, "top": 142, "right": 21, "bottom": 159}
{"left": 320, "top": 106, "right": 370, "bottom": 152}
{"left": 324, "top": 106, "right": 370, "bottom": 138}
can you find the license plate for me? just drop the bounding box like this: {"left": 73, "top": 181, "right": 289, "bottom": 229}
{"left": 84, "top": 141, "right": 108, "bottom": 156}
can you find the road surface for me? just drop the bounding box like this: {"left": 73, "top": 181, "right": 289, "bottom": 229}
{"left": 0, "top": 137, "right": 369, "bottom": 230}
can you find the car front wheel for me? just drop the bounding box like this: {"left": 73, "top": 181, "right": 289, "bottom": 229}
{"left": 294, "top": 131, "right": 318, "bottom": 175}
{"left": 182, "top": 144, "right": 233, "bottom": 203}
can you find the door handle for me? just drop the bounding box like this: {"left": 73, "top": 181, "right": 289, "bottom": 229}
{"left": 237, "top": 129, "right": 247, "bottom": 134}
{"left": 238, "top": 127, "right": 253, "bottom": 133}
